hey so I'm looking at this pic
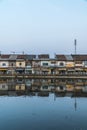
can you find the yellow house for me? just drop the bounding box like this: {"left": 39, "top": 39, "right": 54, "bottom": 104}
{"left": 66, "top": 62, "right": 74, "bottom": 68}
{"left": 15, "top": 84, "right": 25, "bottom": 91}
{"left": 66, "top": 84, "right": 74, "bottom": 92}
{"left": 16, "top": 61, "right": 25, "bottom": 68}
{"left": 16, "top": 61, "right": 25, "bottom": 73}
{"left": 16, "top": 55, "right": 25, "bottom": 67}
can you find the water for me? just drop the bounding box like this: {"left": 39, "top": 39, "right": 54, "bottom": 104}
{"left": 0, "top": 94, "right": 86, "bottom": 130}
{"left": 0, "top": 79, "right": 87, "bottom": 130}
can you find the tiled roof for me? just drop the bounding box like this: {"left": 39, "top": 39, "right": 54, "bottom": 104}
{"left": 0, "top": 54, "right": 87, "bottom": 61}
{"left": 55, "top": 55, "right": 66, "bottom": 61}
{"left": 72, "top": 55, "right": 87, "bottom": 61}
{"left": 17, "top": 55, "right": 25, "bottom": 59}
{"left": 1, "top": 55, "right": 10, "bottom": 59}
{"left": 38, "top": 54, "right": 49, "bottom": 59}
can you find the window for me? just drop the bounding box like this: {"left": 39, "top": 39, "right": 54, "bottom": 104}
{"left": 60, "top": 86, "right": 63, "bottom": 90}
{"left": 27, "top": 63, "right": 31, "bottom": 66}
{"left": 2, "top": 63, "right": 6, "bottom": 66}
{"left": 75, "top": 61, "right": 82, "bottom": 64}
{"left": 42, "top": 63, "right": 48, "bottom": 66}
{"left": 59, "top": 62, "right": 64, "bottom": 66}
{"left": 11, "top": 63, "right": 14, "bottom": 66}
{"left": 43, "top": 86, "right": 48, "bottom": 89}
{"left": 19, "top": 86, "right": 21, "bottom": 90}
{"left": 19, "top": 62, "right": 22, "bottom": 66}
{"left": 2, "top": 85, "right": 5, "bottom": 88}
{"left": 51, "top": 61, "right": 56, "bottom": 64}
{"left": 84, "top": 61, "right": 87, "bottom": 66}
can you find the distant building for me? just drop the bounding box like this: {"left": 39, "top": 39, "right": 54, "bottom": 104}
{"left": 0, "top": 53, "right": 87, "bottom": 75}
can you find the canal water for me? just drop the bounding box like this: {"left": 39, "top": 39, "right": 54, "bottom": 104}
{"left": 0, "top": 79, "right": 87, "bottom": 130}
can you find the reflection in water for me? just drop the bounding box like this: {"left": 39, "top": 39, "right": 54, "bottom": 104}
{"left": 74, "top": 97, "right": 77, "bottom": 111}
{"left": 0, "top": 79, "right": 87, "bottom": 130}
{"left": 0, "top": 79, "right": 87, "bottom": 97}
{"left": 0, "top": 78, "right": 87, "bottom": 113}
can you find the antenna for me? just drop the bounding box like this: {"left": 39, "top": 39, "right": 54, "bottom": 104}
{"left": 22, "top": 51, "right": 24, "bottom": 55}
{"left": 74, "top": 39, "right": 77, "bottom": 55}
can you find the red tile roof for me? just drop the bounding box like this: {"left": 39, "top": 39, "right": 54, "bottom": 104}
{"left": 1, "top": 55, "right": 10, "bottom": 59}
{"left": 55, "top": 55, "right": 66, "bottom": 61}
{"left": 72, "top": 55, "right": 87, "bottom": 61}
{"left": 17, "top": 55, "right": 25, "bottom": 59}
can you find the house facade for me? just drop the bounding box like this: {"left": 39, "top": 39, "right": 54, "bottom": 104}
{"left": 0, "top": 54, "right": 87, "bottom": 75}
{"left": 0, "top": 55, "right": 10, "bottom": 74}
{"left": 16, "top": 55, "right": 26, "bottom": 74}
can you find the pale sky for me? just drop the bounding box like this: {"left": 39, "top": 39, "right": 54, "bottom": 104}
{"left": 0, "top": 0, "right": 87, "bottom": 56}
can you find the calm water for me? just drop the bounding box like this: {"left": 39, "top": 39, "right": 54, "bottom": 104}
{"left": 0, "top": 94, "right": 87, "bottom": 130}
{"left": 0, "top": 78, "right": 87, "bottom": 130}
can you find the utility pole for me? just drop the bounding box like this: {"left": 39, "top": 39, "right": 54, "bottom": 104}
{"left": 74, "top": 39, "right": 77, "bottom": 55}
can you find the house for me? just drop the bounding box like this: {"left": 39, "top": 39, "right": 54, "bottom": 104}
{"left": 72, "top": 55, "right": 87, "bottom": 74}
{"left": 55, "top": 55, "right": 66, "bottom": 74}
{"left": 38, "top": 54, "right": 50, "bottom": 74}
{"left": 32, "top": 54, "right": 50, "bottom": 74}
{"left": 1, "top": 53, "right": 87, "bottom": 75}
{"left": 15, "top": 84, "right": 25, "bottom": 91}
{"left": 72, "top": 55, "right": 86, "bottom": 67}
{"left": 16, "top": 55, "right": 26, "bottom": 74}
{"left": 40, "top": 85, "right": 55, "bottom": 92}
{"left": 31, "top": 85, "right": 40, "bottom": 92}
{"left": 55, "top": 85, "right": 66, "bottom": 92}
{"left": 25, "top": 79, "right": 32, "bottom": 90}
{"left": 49, "top": 59, "right": 56, "bottom": 74}
{"left": 66, "top": 84, "right": 74, "bottom": 92}
{"left": 0, "top": 54, "right": 10, "bottom": 74}
{"left": 8, "top": 80, "right": 16, "bottom": 91}
{"left": 65, "top": 55, "right": 75, "bottom": 74}
{"left": 8, "top": 54, "right": 17, "bottom": 74}
{"left": 0, "top": 82, "right": 8, "bottom": 91}
{"left": 25, "top": 55, "right": 36, "bottom": 74}
{"left": 32, "top": 56, "right": 41, "bottom": 74}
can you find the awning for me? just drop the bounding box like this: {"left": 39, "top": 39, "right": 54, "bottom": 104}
{"left": 42, "top": 70, "right": 49, "bottom": 72}
{"left": 75, "top": 68, "right": 83, "bottom": 71}
{"left": 67, "top": 69, "right": 75, "bottom": 71}
{"left": 0, "top": 68, "right": 7, "bottom": 70}
{"left": 58, "top": 68, "right": 66, "bottom": 70}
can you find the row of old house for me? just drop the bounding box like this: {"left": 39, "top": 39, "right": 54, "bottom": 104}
{"left": 1, "top": 54, "right": 87, "bottom": 74}
{"left": 0, "top": 79, "right": 87, "bottom": 93}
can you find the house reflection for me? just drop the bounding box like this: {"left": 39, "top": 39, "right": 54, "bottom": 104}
{"left": 55, "top": 85, "right": 66, "bottom": 92}
{"left": 40, "top": 85, "right": 55, "bottom": 92}
{"left": 0, "top": 82, "right": 8, "bottom": 91}
{"left": 0, "top": 79, "right": 87, "bottom": 97}
{"left": 15, "top": 84, "right": 25, "bottom": 91}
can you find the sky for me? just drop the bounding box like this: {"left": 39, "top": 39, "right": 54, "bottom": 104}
{"left": 0, "top": 0, "right": 87, "bottom": 56}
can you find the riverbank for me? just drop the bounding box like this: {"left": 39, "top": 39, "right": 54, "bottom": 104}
{"left": 1, "top": 74, "right": 87, "bottom": 79}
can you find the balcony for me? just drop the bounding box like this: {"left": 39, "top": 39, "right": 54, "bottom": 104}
{"left": 25, "top": 65, "right": 32, "bottom": 68}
